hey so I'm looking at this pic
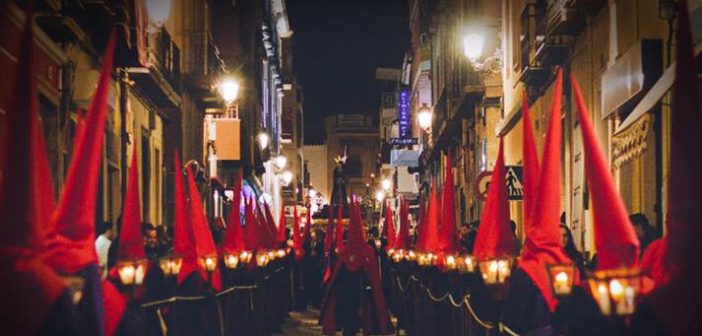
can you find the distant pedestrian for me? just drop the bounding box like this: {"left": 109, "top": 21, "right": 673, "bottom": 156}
{"left": 95, "top": 221, "right": 115, "bottom": 277}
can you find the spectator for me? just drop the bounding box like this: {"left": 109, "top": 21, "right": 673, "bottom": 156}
{"left": 143, "top": 223, "right": 160, "bottom": 260}
{"left": 560, "top": 223, "right": 587, "bottom": 272}
{"left": 95, "top": 221, "right": 115, "bottom": 277}
{"left": 629, "top": 213, "right": 654, "bottom": 255}
{"left": 511, "top": 220, "right": 522, "bottom": 255}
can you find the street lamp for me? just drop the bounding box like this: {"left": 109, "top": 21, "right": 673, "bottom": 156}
{"left": 417, "top": 103, "right": 433, "bottom": 131}
{"left": 282, "top": 170, "right": 294, "bottom": 185}
{"left": 463, "top": 32, "right": 484, "bottom": 61}
{"left": 275, "top": 155, "right": 288, "bottom": 170}
{"left": 375, "top": 191, "right": 386, "bottom": 203}
{"left": 258, "top": 132, "right": 270, "bottom": 150}
{"left": 218, "top": 78, "right": 240, "bottom": 105}
{"left": 381, "top": 179, "right": 392, "bottom": 192}
{"left": 308, "top": 188, "right": 317, "bottom": 198}
{"left": 146, "top": 0, "right": 173, "bottom": 31}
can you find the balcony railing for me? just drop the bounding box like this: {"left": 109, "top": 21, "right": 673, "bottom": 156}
{"left": 149, "top": 29, "right": 181, "bottom": 92}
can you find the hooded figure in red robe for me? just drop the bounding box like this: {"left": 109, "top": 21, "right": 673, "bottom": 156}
{"left": 0, "top": 11, "right": 75, "bottom": 334}
{"left": 630, "top": 2, "right": 702, "bottom": 335}
{"left": 320, "top": 201, "right": 394, "bottom": 336}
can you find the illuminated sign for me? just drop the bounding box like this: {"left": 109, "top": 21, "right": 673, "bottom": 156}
{"left": 398, "top": 90, "right": 410, "bottom": 139}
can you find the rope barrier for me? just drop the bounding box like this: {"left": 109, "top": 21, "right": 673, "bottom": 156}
{"left": 392, "top": 274, "right": 523, "bottom": 334}
{"left": 139, "top": 267, "right": 285, "bottom": 308}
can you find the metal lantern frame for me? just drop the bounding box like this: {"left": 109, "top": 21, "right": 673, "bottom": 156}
{"left": 478, "top": 256, "right": 514, "bottom": 285}
{"left": 117, "top": 258, "right": 149, "bottom": 286}
{"left": 546, "top": 263, "right": 577, "bottom": 297}
{"left": 587, "top": 268, "right": 643, "bottom": 316}
{"left": 158, "top": 254, "right": 184, "bottom": 277}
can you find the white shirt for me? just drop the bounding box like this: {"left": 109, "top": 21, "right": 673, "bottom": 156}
{"left": 95, "top": 234, "right": 112, "bottom": 275}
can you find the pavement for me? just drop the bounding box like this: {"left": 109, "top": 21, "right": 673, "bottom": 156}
{"left": 274, "top": 309, "right": 405, "bottom": 336}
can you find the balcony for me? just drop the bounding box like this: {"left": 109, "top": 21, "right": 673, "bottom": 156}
{"left": 547, "top": 0, "right": 586, "bottom": 37}
{"left": 182, "top": 34, "right": 226, "bottom": 107}
{"left": 130, "top": 29, "right": 182, "bottom": 108}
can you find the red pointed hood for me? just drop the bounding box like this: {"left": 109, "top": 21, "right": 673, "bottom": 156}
{"left": 415, "top": 197, "right": 427, "bottom": 250}
{"left": 438, "top": 152, "right": 459, "bottom": 253}
{"left": 663, "top": 0, "right": 702, "bottom": 275}
{"left": 303, "top": 206, "right": 312, "bottom": 245}
{"left": 324, "top": 206, "right": 334, "bottom": 256}
{"left": 0, "top": 14, "right": 65, "bottom": 334}
{"left": 102, "top": 279, "right": 126, "bottom": 336}
{"left": 422, "top": 181, "right": 440, "bottom": 253}
{"left": 572, "top": 74, "right": 639, "bottom": 269}
{"left": 117, "top": 146, "right": 146, "bottom": 260}
{"left": 261, "top": 202, "right": 278, "bottom": 249}
{"left": 384, "top": 203, "right": 396, "bottom": 250}
{"left": 645, "top": 3, "right": 702, "bottom": 333}
{"left": 277, "top": 202, "right": 287, "bottom": 243}
{"left": 45, "top": 29, "right": 117, "bottom": 274}
{"left": 518, "top": 69, "right": 573, "bottom": 312}
{"left": 522, "top": 93, "right": 539, "bottom": 233}
{"left": 173, "top": 152, "right": 197, "bottom": 284}
{"left": 474, "top": 139, "right": 513, "bottom": 260}
{"left": 243, "top": 197, "right": 258, "bottom": 250}
{"left": 335, "top": 205, "right": 344, "bottom": 250}
{"left": 396, "top": 199, "right": 411, "bottom": 249}
{"left": 186, "top": 167, "right": 221, "bottom": 290}
{"left": 221, "top": 172, "right": 244, "bottom": 254}
{"left": 346, "top": 202, "right": 367, "bottom": 248}
{"left": 293, "top": 206, "right": 303, "bottom": 260}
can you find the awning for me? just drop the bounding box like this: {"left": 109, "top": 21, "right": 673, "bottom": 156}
{"left": 616, "top": 35, "right": 702, "bottom": 134}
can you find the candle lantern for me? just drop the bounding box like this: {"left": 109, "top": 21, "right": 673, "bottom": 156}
{"left": 267, "top": 250, "right": 276, "bottom": 261}
{"left": 158, "top": 255, "right": 183, "bottom": 276}
{"left": 198, "top": 254, "right": 218, "bottom": 272}
{"left": 546, "top": 263, "right": 576, "bottom": 297}
{"left": 277, "top": 249, "right": 287, "bottom": 259}
{"left": 458, "top": 254, "right": 476, "bottom": 274}
{"left": 117, "top": 259, "right": 148, "bottom": 285}
{"left": 223, "top": 253, "right": 240, "bottom": 269}
{"left": 478, "top": 257, "right": 513, "bottom": 285}
{"left": 445, "top": 254, "right": 457, "bottom": 270}
{"left": 587, "top": 269, "right": 643, "bottom": 316}
{"left": 240, "top": 251, "right": 253, "bottom": 264}
{"left": 256, "top": 253, "right": 269, "bottom": 267}
{"left": 405, "top": 250, "right": 417, "bottom": 262}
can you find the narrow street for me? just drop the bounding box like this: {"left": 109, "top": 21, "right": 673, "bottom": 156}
{"left": 1, "top": 0, "right": 701, "bottom": 335}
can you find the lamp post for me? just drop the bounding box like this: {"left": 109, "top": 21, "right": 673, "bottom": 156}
{"left": 146, "top": 0, "right": 173, "bottom": 32}
{"left": 217, "top": 77, "right": 240, "bottom": 118}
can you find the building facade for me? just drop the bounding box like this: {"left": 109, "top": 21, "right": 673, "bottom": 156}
{"left": 408, "top": 0, "right": 702, "bottom": 255}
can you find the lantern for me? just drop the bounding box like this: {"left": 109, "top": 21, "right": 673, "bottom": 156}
{"left": 587, "top": 269, "right": 643, "bottom": 316}
{"left": 117, "top": 259, "right": 148, "bottom": 285}
{"left": 158, "top": 255, "right": 183, "bottom": 276}
{"left": 458, "top": 254, "right": 476, "bottom": 274}
{"left": 478, "top": 257, "right": 513, "bottom": 285}
{"left": 198, "top": 254, "right": 218, "bottom": 273}
{"left": 445, "top": 254, "right": 457, "bottom": 270}
{"left": 240, "top": 251, "right": 253, "bottom": 264}
{"left": 223, "top": 253, "right": 240, "bottom": 269}
{"left": 277, "top": 249, "right": 287, "bottom": 259}
{"left": 546, "top": 263, "right": 577, "bottom": 297}
{"left": 256, "top": 254, "right": 269, "bottom": 267}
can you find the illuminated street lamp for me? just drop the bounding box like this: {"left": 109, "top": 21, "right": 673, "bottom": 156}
{"left": 417, "top": 104, "right": 433, "bottom": 131}
{"left": 463, "top": 33, "right": 485, "bottom": 61}
{"left": 282, "top": 170, "right": 294, "bottom": 185}
{"left": 217, "top": 78, "right": 240, "bottom": 105}
{"left": 382, "top": 179, "right": 392, "bottom": 192}
{"left": 275, "top": 155, "right": 288, "bottom": 170}
{"left": 375, "top": 191, "right": 386, "bottom": 203}
{"left": 258, "top": 132, "right": 270, "bottom": 150}
{"left": 146, "top": 0, "right": 173, "bottom": 31}
{"left": 158, "top": 255, "right": 183, "bottom": 277}
{"left": 308, "top": 188, "right": 317, "bottom": 198}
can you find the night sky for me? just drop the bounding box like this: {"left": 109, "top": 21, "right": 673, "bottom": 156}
{"left": 288, "top": 0, "right": 410, "bottom": 144}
